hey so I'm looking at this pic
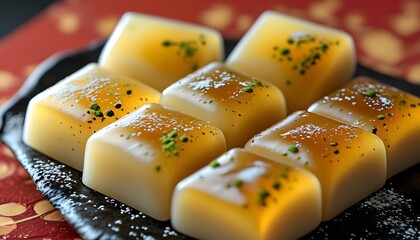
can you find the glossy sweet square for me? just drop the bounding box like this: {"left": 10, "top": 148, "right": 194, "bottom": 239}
{"left": 309, "top": 77, "right": 420, "bottom": 178}
{"left": 245, "top": 111, "right": 386, "bottom": 220}
{"left": 82, "top": 103, "right": 226, "bottom": 221}
{"left": 160, "top": 62, "right": 287, "bottom": 148}
{"left": 171, "top": 148, "right": 322, "bottom": 240}
{"left": 226, "top": 10, "right": 356, "bottom": 113}
{"left": 99, "top": 12, "right": 224, "bottom": 91}
{"left": 23, "top": 63, "right": 161, "bottom": 171}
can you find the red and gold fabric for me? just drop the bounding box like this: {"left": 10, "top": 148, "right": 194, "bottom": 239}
{"left": 1, "top": 0, "right": 419, "bottom": 238}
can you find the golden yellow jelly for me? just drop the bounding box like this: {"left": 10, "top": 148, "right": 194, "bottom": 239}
{"left": 99, "top": 12, "right": 224, "bottom": 91}
{"left": 160, "top": 62, "right": 287, "bottom": 148}
{"left": 309, "top": 77, "right": 420, "bottom": 178}
{"left": 226, "top": 10, "right": 356, "bottom": 113}
{"left": 23, "top": 63, "right": 161, "bottom": 171}
{"left": 171, "top": 148, "right": 322, "bottom": 240}
{"left": 245, "top": 111, "right": 386, "bottom": 220}
{"left": 82, "top": 103, "right": 226, "bottom": 221}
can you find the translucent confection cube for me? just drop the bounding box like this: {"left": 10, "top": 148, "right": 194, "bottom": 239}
{"left": 23, "top": 63, "right": 160, "bottom": 171}
{"left": 99, "top": 12, "right": 224, "bottom": 91}
{"left": 226, "top": 10, "right": 356, "bottom": 113}
{"left": 309, "top": 76, "right": 420, "bottom": 178}
{"left": 171, "top": 148, "right": 322, "bottom": 240}
{"left": 245, "top": 111, "right": 386, "bottom": 220}
{"left": 82, "top": 103, "right": 226, "bottom": 221}
{"left": 160, "top": 62, "right": 287, "bottom": 148}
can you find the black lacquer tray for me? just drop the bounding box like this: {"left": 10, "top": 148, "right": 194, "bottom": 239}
{"left": 1, "top": 40, "right": 419, "bottom": 240}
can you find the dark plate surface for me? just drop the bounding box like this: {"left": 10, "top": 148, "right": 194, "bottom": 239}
{"left": 1, "top": 40, "right": 419, "bottom": 240}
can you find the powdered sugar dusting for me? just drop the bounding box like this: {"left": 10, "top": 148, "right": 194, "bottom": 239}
{"left": 321, "top": 82, "right": 399, "bottom": 112}
{"left": 305, "top": 182, "right": 420, "bottom": 240}
{"left": 358, "top": 187, "right": 419, "bottom": 239}
{"left": 281, "top": 123, "right": 327, "bottom": 139}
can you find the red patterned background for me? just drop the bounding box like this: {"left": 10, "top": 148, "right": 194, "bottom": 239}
{"left": 0, "top": 0, "right": 419, "bottom": 238}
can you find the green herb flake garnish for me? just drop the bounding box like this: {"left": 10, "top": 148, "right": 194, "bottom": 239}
{"left": 161, "top": 34, "right": 206, "bottom": 70}
{"left": 209, "top": 160, "right": 220, "bottom": 168}
{"left": 162, "top": 140, "right": 176, "bottom": 150}
{"left": 330, "top": 141, "right": 338, "bottom": 147}
{"left": 234, "top": 179, "right": 244, "bottom": 188}
{"left": 173, "top": 150, "right": 179, "bottom": 156}
{"left": 299, "top": 68, "right": 306, "bottom": 75}
{"left": 162, "top": 40, "right": 173, "bottom": 47}
{"left": 105, "top": 109, "right": 114, "bottom": 117}
{"left": 363, "top": 90, "right": 377, "bottom": 98}
{"left": 160, "top": 130, "right": 186, "bottom": 157}
{"left": 272, "top": 34, "right": 338, "bottom": 75}
{"left": 242, "top": 86, "right": 253, "bottom": 93}
{"left": 168, "top": 130, "right": 178, "bottom": 138}
{"left": 272, "top": 181, "right": 281, "bottom": 190}
{"left": 249, "top": 80, "right": 263, "bottom": 87}
{"left": 92, "top": 110, "right": 103, "bottom": 117}
{"left": 281, "top": 48, "right": 290, "bottom": 55}
{"left": 90, "top": 102, "right": 100, "bottom": 111}
{"left": 321, "top": 43, "right": 329, "bottom": 52}
{"left": 180, "top": 135, "right": 189, "bottom": 142}
{"left": 242, "top": 80, "right": 265, "bottom": 93}
{"left": 287, "top": 144, "right": 299, "bottom": 153}
{"left": 377, "top": 114, "right": 385, "bottom": 120}
{"left": 257, "top": 189, "right": 270, "bottom": 206}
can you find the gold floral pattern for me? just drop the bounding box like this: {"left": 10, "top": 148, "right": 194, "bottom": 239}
{"left": 0, "top": 163, "right": 15, "bottom": 180}
{"left": 0, "top": 203, "right": 26, "bottom": 217}
{"left": 0, "top": 216, "right": 16, "bottom": 235}
{"left": 95, "top": 16, "right": 119, "bottom": 38}
{"left": 0, "top": 71, "right": 15, "bottom": 90}
{"left": 0, "top": 200, "right": 65, "bottom": 236}
{"left": 200, "top": 3, "right": 233, "bottom": 30}
{"left": 0, "top": 144, "right": 72, "bottom": 237}
{"left": 196, "top": 1, "right": 420, "bottom": 84}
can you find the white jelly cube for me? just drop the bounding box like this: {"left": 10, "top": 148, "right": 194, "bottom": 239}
{"left": 82, "top": 103, "right": 226, "bottom": 221}
{"left": 99, "top": 12, "right": 224, "bottom": 91}
{"left": 226, "top": 11, "right": 356, "bottom": 113}
{"left": 160, "top": 62, "right": 287, "bottom": 148}
{"left": 309, "top": 77, "right": 420, "bottom": 178}
{"left": 23, "top": 63, "right": 161, "bottom": 171}
{"left": 171, "top": 148, "right": 322, "bottom": 240}
{"left": 245, "top": 111, "right": 386, "bottom": 220}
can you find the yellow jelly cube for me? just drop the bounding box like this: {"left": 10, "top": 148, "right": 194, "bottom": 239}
{"left": 309, "top": 77, "right": 420, "bottom": 178}
{"left": 171, "top": 148, "right": 322, "bottom": 240}
{"left": 160, "top": 62, "right": 287, "bottom": 148}
{"left": 226, "top": 11, "right": 356, "bottom": 113}
{"left": 245, "top": 111, "right": 386, "bottom": 220}
{"left": 23, "top": 63, "right": 160, "bottom": 171}
{"left": 82, "top": 103, "right": 226, "bottom": 221}
{"left": 99, "top": 12, "right": 224, "bottom": 91}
